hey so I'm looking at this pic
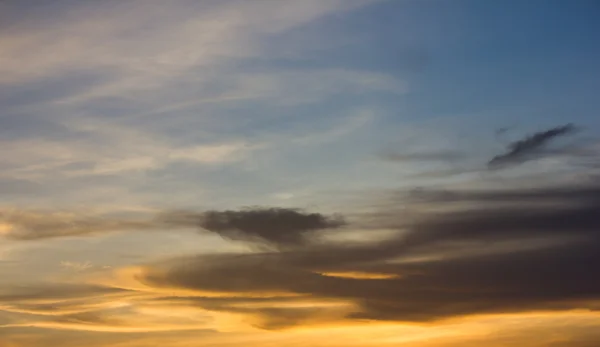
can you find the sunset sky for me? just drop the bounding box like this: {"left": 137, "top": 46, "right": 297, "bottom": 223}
{"left": 1, "top": 0, "right": 600, "bottom": 346}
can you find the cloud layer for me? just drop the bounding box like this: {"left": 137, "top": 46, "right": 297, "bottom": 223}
{"left": 132, "top": 177, "right": 600, "bottom": 326}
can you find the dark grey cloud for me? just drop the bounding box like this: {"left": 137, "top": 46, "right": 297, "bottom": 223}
{"left": 407, "top": 183, "right": 600, "bottom": 204}
{"left": 197, "top": 208, "right": 345, "bottom": 247}
{"left": 488, "top": 124, "right": 577, "bottom": 168}
{"left": 139, "top": 178, "right": 600, "bottom": 327}
{"left": 384, "top": 125, "right": 584, "bottom": 180}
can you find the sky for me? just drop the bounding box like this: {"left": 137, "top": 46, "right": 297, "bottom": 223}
{"left": 1, "top": 0, "right": 600, "bottom": 346}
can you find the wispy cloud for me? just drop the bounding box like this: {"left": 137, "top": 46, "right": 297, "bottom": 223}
{"left": 60, "top": 261, "right": 93, "bottom": 272}
{"left": 0, "top": 209, "right": 158, "bottom": 240}
{"left": 0, "top": 1, "right": 378, "bottom": 85}
{"left": 0, "top": 0, "right": 405, "bottom": 211}
{"left": 488, "top": 124, "right": 577, "bottom": 169}
{"left": 382, "top": 150, "right": 467, "bottom": 163}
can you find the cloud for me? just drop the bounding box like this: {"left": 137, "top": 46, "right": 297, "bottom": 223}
{"left": 0, "top": 297, "right": 126, "bottom": 317}
{"left": 2, "top": 180, "right": 600, "bottom": 337}
{"left": 0, "top": 128, "right": 257, "bottom": 179}
{"left": 0, "top": 0, "right": 403, "bottom": 211}
{"left": 382, "top": 150, "right": 467, "bottom": 163}
{"left": 0, "top": 178, "right": 43, "bottom": 196}
{"left": 148, "top": 295, "right": 350, "bottom": 330}
{"left": 197, "top": 208, "right": 345, "bottom": 247}
{"left": 9, "top": 310, "right": 211, "bottom": 333}
{"left": 136, "top": 178, "right": 600, "bottom": 327}
{"left": 391, "top": 124, "right": 589, "bottom": 180}
{"left": 0, "top": 283, "right": 128, "bottom": 304}
{"left": 60, "top": 261, "right": 93, "bottom": 272}
{"left": 406, "top": 183, "right": 600, "bottom": 204}
{"left": 0, "top": 210, "right": 158, "bottom": 240}
{"left": 0, "top": 1, "right": 377, "bottom": 85}
{"left": 0, "top": 207, "right": 344, "bottom": 243}
{"left": 0, "top": 0, "right": 397, "bottom": 116}
{"left": 0, "top": 281, "right": 215, "bottom": 333}
{"left": 488, "top": 124, "right": 577, "bottom": 168}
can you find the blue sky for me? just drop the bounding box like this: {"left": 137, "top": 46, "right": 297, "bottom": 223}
{"left": 1, "top": 0, "right": 598, "bottom": 211}
{"left": 1, "top": 1, "right": 600, "bottom": 345}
